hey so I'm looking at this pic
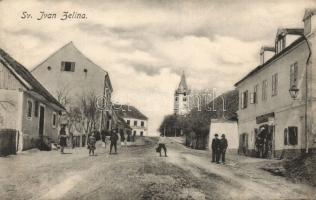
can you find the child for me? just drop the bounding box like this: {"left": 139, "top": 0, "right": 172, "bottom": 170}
{"left": 88, "top": 133, "right": 96, "bottom": 156}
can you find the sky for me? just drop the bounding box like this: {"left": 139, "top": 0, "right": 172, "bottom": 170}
{"left": 0, "top": 0, "right": 315, "bottom": 136}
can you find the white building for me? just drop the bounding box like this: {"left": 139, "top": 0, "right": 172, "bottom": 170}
{"left": 114, "top": 104, "right": 148, "bottom": 136}
{"left": 235, "top": 9, "right": 316, "bottom": 158}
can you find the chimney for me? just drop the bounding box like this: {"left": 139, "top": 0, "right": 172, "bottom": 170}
{"left": 260, "top": 46, "right": 275, "bottom": 64}
{"left": 303, "top": 8, "right": 316, "bottom": 36}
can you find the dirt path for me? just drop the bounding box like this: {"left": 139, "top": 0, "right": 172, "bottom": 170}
{"left": 0, "top": 137, "right": 315, "bottom": 200}
{"left": 165, "top": 141, "right": 316, "bottom": 200}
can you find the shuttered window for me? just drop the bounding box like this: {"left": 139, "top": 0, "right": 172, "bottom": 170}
{"left": 288, "top": 126, "right": 298, "bottom": 145}
{"left": 272, "top": 73, "right": 278, "bottom": 96}
{"left": 262, "top": 80, "right": 268, "bottom": 101}
{"left": 27, "top": 100, "right": 33, "bottom": 119}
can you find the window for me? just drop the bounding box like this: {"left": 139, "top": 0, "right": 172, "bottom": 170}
{"left": 276, "top": 37, "right": 286, "bottom": 54}
{"left": 272, "top": 73, "right": 278, "bottom": 96}
{"left": 52, "top": 112, "right": 57, "bottom": 127}
{"left": 262, "top": 80, "right": 268, "bottom": 101}
{"left": 175, "top": 97, "right": 178, "bottom": 101}
{"left": 290, "top": 62, "right": 298, "bottom": 87}
{"left": 34, "top": 101, "right": 39, "bottom": 117}
{"left": 141, "top": 121, "right": 144, "bottom": 127}
{"left": 183, "top": 97, "right": 187, "bottom": 101}
{"left": 126, "top": 120, "right": 130, "bottom": 125}
{"left": 288, "top": 126, "right": 298, "bottom": 145}
{"left": 134, "top": 120, "right": 137, "bottom": 126}
{"left": 250, "top": 85, "right": 258, "bottom": 104}
{"left": 27, "top": 100, "right": 33, "bottom": 119}
{"left": 241, "top": 90, "right": 248, "bottom": 109}
{"left": 61, "top": 61, "right": 75, "bottom": 72}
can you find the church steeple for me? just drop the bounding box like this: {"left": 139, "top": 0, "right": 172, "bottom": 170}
{"left": 177, "top": 71, "right": 188, "bottom": 93}
{"left": 174, "top": 71, "right": 190, "bottom": 115}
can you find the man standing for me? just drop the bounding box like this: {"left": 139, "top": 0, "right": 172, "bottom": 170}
{"left": 211, "top": 134, "right": 220, "bottom": 163}
{"left": 109, "top": 129, "right": 118, "bottom": 154}
{"left": 158, "top": 134, "right": 167, "bottom": 157}
{"left": 220, "top": 134, "right": 228, "bottom": 164}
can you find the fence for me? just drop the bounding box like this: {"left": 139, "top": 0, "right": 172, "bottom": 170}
{"left": 0, "top": 129, "right": 17, "bottom": 156}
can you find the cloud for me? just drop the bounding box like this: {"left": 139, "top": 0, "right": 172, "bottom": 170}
{"left": 4, "top": 28, "right": 51, "bottom": 41}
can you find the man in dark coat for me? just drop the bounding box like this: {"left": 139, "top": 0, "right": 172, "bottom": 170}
{"left": 109, "top": 129, "right": 118, "bottom": 154}
{"left": 220, "top": 134, "right": 228, "bottom": 164}
{"left": 211, "top": 134, "right": 220, "bottom": 163}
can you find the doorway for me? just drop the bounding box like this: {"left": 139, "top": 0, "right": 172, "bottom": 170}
{"left": 39, "top": 105, "right": 45, "bottom": 137}
{"left": 256, "top": 124, "right": 274, "bottom": 158}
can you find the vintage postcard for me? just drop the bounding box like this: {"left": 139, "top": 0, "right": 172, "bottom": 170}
{"left": 0, "top": 0, "right": 316, "bottom": 199}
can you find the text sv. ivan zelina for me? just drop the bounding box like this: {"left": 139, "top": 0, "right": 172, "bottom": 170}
{"left": 21, "top": 11, "right": 87, "bottom": 20}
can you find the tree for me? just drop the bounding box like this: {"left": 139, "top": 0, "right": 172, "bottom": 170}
{"left": 79, "top": 91, "right": 100, "bottom": 145}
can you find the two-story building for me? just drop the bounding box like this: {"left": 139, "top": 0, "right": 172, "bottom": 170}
{"left": 31, "top": 42, "right": 114, "bottom": 146}
{"left": 235, "top": 9, "right": 316, "bottom": 159}
{"left": 114, "top": 104, "right": 148, "bottom": 137}
{"left": 0, "top": 48, "right": 65, "bottom": 153}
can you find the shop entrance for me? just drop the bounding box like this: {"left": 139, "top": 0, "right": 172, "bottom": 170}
{"left": 255, "top": 124, "right": 274, "bottom": 158}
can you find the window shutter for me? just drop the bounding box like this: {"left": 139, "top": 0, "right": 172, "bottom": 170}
{"left": 250, "top": 93, "right": 254, "bottom": 104}
{"left": 71, "top": 62, "right": 75, "bottom": 72}
{"left": 284, "top": 128, "right": 288, "bottom": 145}
{"left": 61, "top": 61, "right": 65, "bottom": 71}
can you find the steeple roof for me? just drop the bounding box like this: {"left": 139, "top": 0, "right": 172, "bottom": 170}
{"left": 176, "top": 71, "right": 188, "bottom": 93}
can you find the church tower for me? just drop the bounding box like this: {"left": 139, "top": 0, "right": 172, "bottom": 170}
{"left": 174, "top": 72, "right": 190, "bottom": 115}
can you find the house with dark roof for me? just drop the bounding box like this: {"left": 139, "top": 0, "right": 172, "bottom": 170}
{"left": 0, "top": 48, "right": 65, "bottom": 152}
{"left": 114, "top": 104, "right": 148, "bottom": 136}
{"left": 235, "top": 9, "right": 316, "bottom": 159}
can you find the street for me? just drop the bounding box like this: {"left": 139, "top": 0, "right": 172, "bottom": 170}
{"left": 0, "top": 137, "right": 315, "bottom": 200}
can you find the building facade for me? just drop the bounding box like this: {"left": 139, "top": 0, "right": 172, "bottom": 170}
{"left": 235, "top": 9, "right": 316, "bottom": 158}
{"left": 31, "top": 42, "right": 114, "bottom": 144}
{"left": 114, "top": 104, "right": 148, "bottom": 136}
{"left": 0, "top": 48, "right": 65, "bottom": 152}
{"left": 174, "top": 72, "right": 190, "bottom": 115}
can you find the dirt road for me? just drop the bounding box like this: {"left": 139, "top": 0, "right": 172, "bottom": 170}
{"left": 0, "top": 137, "right": 315, "bottom": 200}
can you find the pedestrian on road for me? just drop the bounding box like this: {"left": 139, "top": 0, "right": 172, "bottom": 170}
{"left": 109, "top": 129, "right": 118, "bottom": 154}
{"left": 158, "top": 134, "right": 167, "bottom": 157}
{"left": 88, "top": 132, "right": 96, "bottom": 156}
{"left": 220, "top": 134, "right": 228, "bottom": 164}
{"left": 59, "top": 125, "right": 67, "bottom": 154}
{"left": 211, "top": 134, "right": 220, "bottom": 163}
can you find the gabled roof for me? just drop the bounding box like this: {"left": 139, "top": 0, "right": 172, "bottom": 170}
{"left": 31, "top": 41, "right": 113, "bottom": 92}
{"left": 114, "top": 104, "right": 148, "bottom": 120}
{"left": 0, "top": 48, "right": 65, "bottom": 110}
{"left": 234, "top": 36, "right": 305, "bottom": 87}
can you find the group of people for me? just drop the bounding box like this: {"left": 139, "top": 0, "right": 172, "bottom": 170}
{"left": 58, "top": 125, "right": 120, "bottom": 156}
{"left": 211, "top": 133, "right": 228, "bottom": 164}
